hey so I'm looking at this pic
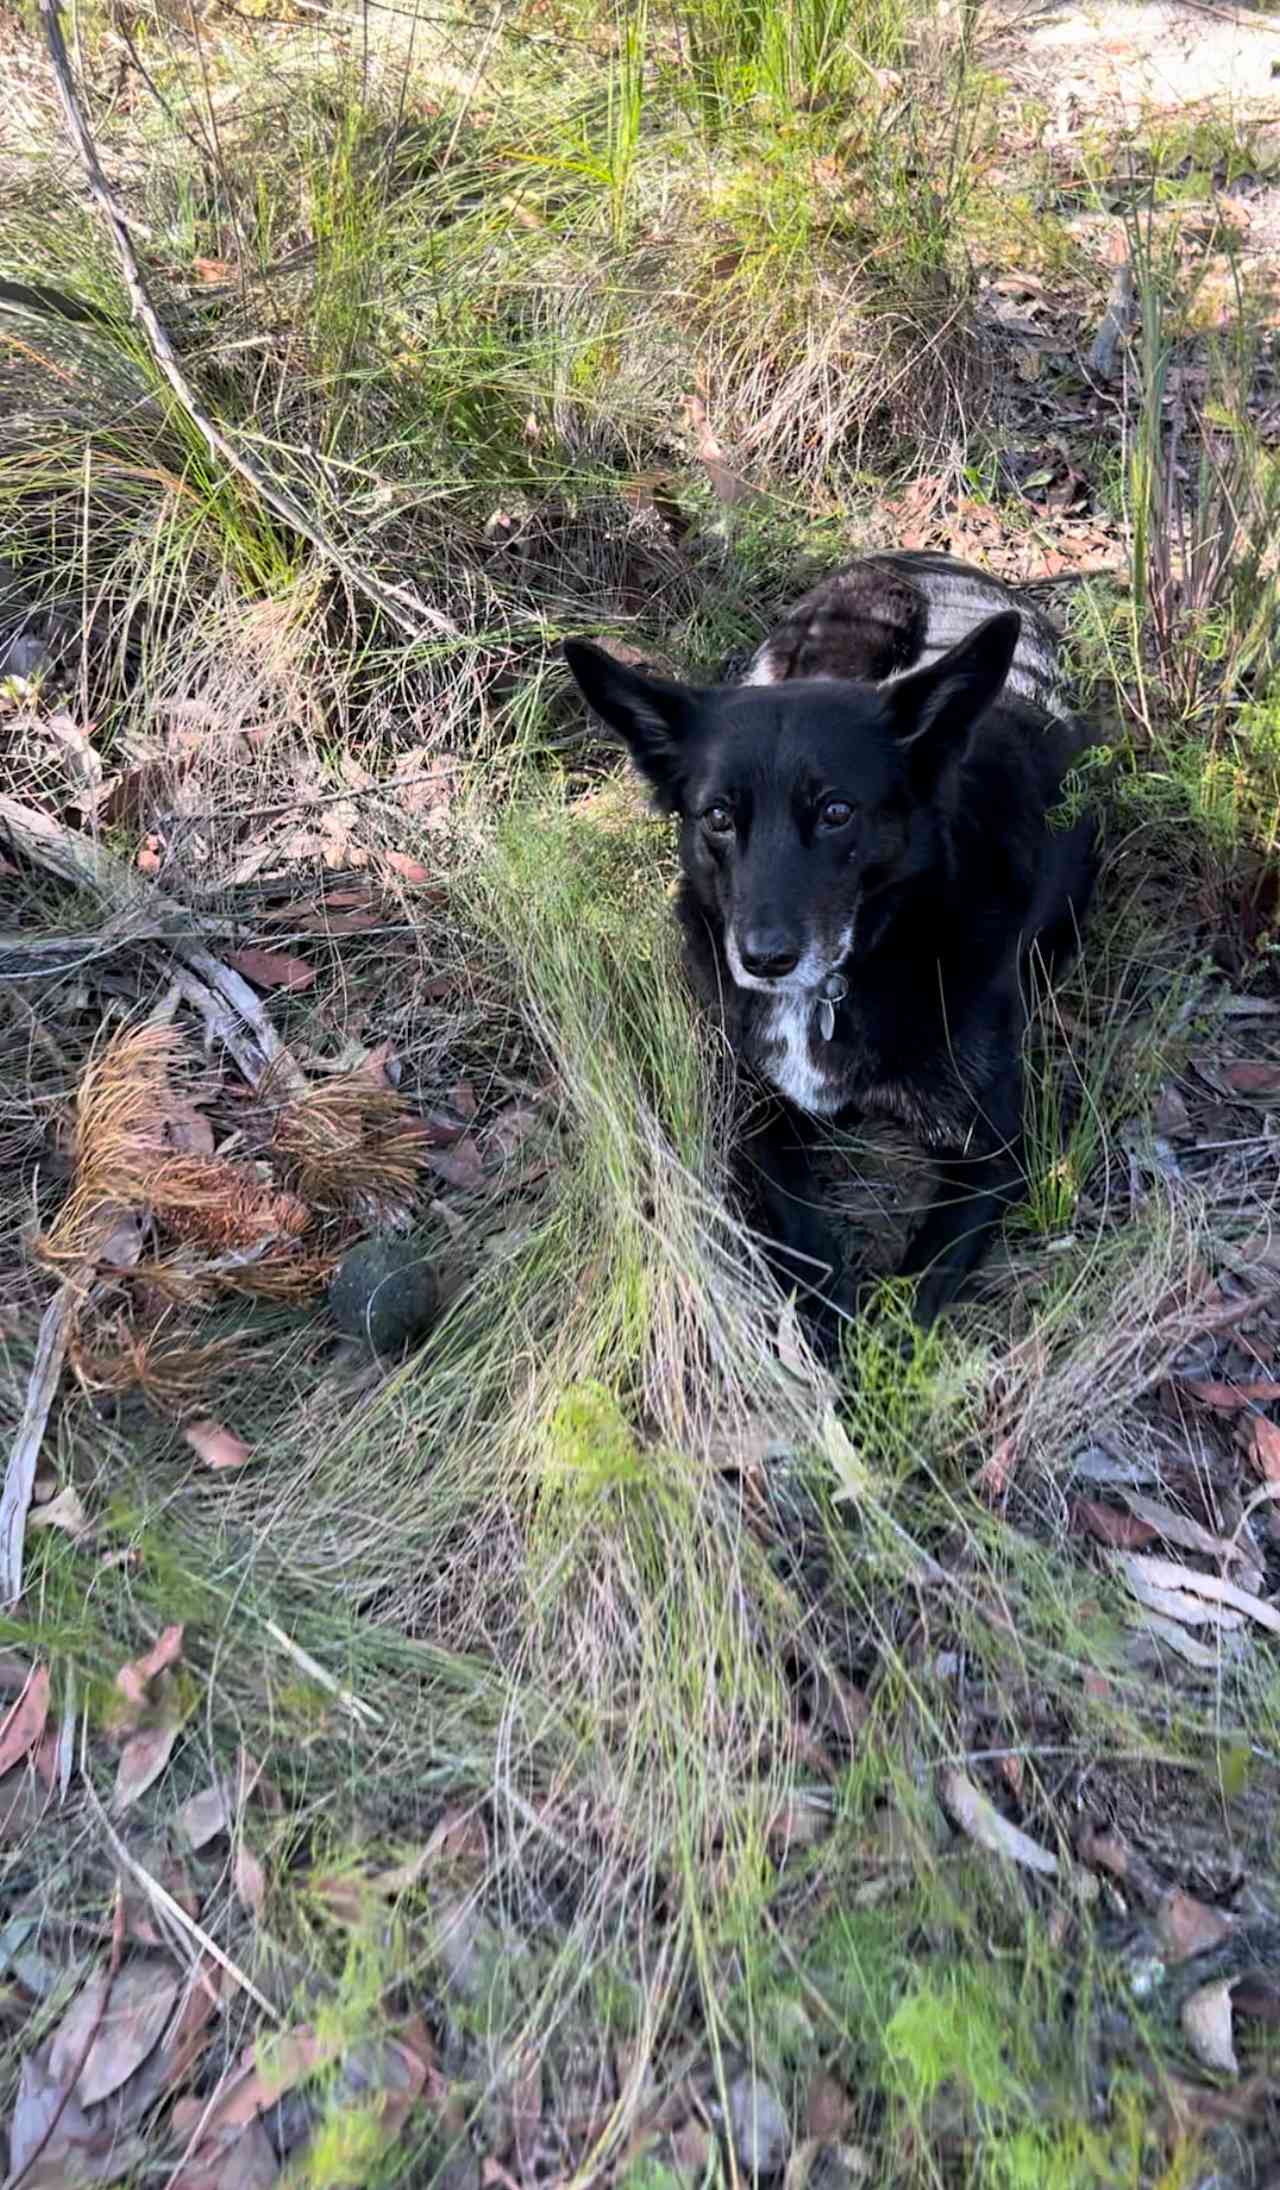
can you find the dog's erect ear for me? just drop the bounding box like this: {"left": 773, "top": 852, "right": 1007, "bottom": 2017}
{"left": 563, "top": 640, "right": 697, "bottom": 811}
{"left": 885, "top": 611, "right": 1021, "bottom": 782}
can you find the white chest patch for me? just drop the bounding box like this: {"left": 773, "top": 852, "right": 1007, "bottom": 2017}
{"left": 758, "top": 996, "right": 844, "bottom": 1116}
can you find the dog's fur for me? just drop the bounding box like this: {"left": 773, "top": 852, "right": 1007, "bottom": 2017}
{"left": 564, "top": 551, "right": 1097, "bottom": 1334}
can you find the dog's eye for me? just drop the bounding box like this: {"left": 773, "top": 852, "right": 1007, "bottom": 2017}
{"left": 818, "top": 798, "right": 853, "bottom": 830}
{"left": 702, "top": 804, "right": 734, "bottom": 836}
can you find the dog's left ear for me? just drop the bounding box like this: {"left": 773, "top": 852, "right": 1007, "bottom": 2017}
{"left": 885, "top": 611, "right": 1021, "bottom": 782}
{"left": 563, "top": 640, "right": 697, "bottom": 812}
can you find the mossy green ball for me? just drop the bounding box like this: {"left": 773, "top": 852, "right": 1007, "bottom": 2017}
{"left": 328, "top": 1237, "right": 439, "bottom": 1354}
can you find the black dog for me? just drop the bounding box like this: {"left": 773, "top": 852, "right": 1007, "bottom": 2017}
{"left": 565, "top": 551, "right": 1096, "bottom": 1336}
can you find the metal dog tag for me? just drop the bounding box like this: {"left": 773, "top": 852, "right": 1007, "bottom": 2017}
{"left": 816, "top": 974, "right": 847, "bottom": 1043}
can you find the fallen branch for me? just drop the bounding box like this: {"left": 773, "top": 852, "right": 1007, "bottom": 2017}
{"left": 1, "top": 794, "right": 305, "bottom": 1095}
{"left": 1, "top": 1289, "right": 74, "bottom": 1611}
{"left": 39, "top": 0, "right": 457, "bottom": 644}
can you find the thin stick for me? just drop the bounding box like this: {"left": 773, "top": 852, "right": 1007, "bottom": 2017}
{"left": 1, "top": 793, "right": 305, "bottom": 1096}
{"left": 2, "top": 1888, "right": 124, "bottom": 2190}
{"left": 39, "top": 0, "right": 456, "bottom": 643}
{"left": 1, "top": 1288, "right": 73, "bottom": 1611}
{"left": 261, "top": 1617, "right": 383, "bottom": 1726}
{"left": 81, "top": 1773, "right": 282, "bottom": 2023}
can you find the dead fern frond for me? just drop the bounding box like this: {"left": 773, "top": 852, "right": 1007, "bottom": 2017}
{"left": 69, "top": 1316, "right": 246, "bottom": 1416}
{"left": 264, "top": 1064, "right": 428, "bottom": 1221}
{"left": 37, "top": 1020, "right": 186, "bottom": 1267}
{"left": 151, "top": 1155, "right": 311, "bottom": 1253}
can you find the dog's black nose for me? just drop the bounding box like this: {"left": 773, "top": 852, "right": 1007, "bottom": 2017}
{"left": 739, "top": 933, "right": 800, "bottom": 979}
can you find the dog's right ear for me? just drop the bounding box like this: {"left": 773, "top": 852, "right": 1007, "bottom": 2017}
{"left": 562, "top": 641, "right": 696, "bottom": 812}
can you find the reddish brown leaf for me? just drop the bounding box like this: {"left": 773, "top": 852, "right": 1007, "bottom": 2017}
{"left": 1184, "top": 1378, "right": 1280, "bottom": 1410}
{"left": 1240, "top": 1413, "right": 1280, "bottom": 1483}
{"left": 184, "top": 1419, "right": 252, "bottom": 1471}
{"left": 1070, "top": 1498, "right": 1157, "bottom": 1550}
{"left": 50, "top": 1957, "right": 182, "bottom": 2107}
{"left": 32, "top": 1727, "right": 60, "bottom": 1788}
{"left": 0, "top": 1663, "right": 50, "bottom": 1775}
{"left": 486, "top": 1102, "right": 540, "bottom": 1163}
{"left": 805, "top": 2072, "right": 853, "bottom": 2141}
{"left": 115, "top": 1713, "right": 182, "bottom": 1811}
{"left": 426, "top": 1136, "right": 485, "bottom": 1192}
{"left": 1157, "top": 1886, "right": 1233, "bottom": 1964}
{"left": 1231, "top": 1975, "right": 1280, "bottom": 2026}
{"left": 162, "top": 1967, "right": 223, "bottom": 2090}
{"left": 136, "top": 833, "right": 163, "bottom": 874}
{"left": 1223, "top": 1060, "right": 1280, "bottom": 1097}
{"left": 234, "top": 1842, "right": 266, "bottom": 1917}
{"left": 382, "top": 852, "right": 433, "bottom": 885}
{"left": 114, "top": 1625, "right": 184, "bottom": 1723}
{"left": 307, "top": 1872, "right": 370, "bottom": 1926}
{"left": 226, "top": 947, "right": 315, "bottom": 994}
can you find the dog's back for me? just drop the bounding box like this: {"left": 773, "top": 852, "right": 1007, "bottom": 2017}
{"left": 741, "top": 550, "right": 1070, "bottom": 724}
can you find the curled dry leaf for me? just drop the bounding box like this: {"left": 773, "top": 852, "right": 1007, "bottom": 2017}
{"left": 805, "top": 2072, "right": 853, "bottom": 2141}
{"left": 184, "top": 1419, "right": 252, "bottom": 1470}
{"left": 26, "top": 1486, "right": 91, "bottom": 1542}
{"left": 1135, "top": 1611, "right": 1237, "bottom": 1669}
{"left": 1184, "top": 1377, "right": 1280, "bottom": 1410}
{"left": 226, "top": 946, "right": 315, "bottom": 993}
{"left": 1157, "top": 1886, "right": 1233, "bottom": 1965}
{"left": 114, "top": 1711, "right": 182, "bottom": 1812}
{"left": 1071, "top": 1498, "right": 1156, "bottom": 1550}
{"left": 426, "top": 1136, "right": 485, "bottom": 1192}
{"left": 1117, "top": 1553, "right": 1280, "bottom": 1637}
{"left": 0, "top": 1663, "right": 50, "bottom": 1774}
{"left": 382, "top": 851, "right": 433, "bottom": 885}
{"left": 1240, "top": 1413, "right": 1280, "bottom": 1484}
{"left": 1182, "top": 1978, "right": 1239, "bottom": 2075}
{"left": 1223, "top": 1060, "right": 1280, "bottom": 1098}
{"left": 177, "top": 1780, "right": 231, "bottom": 1850}
{"left": 114, "top": 1625, "right": 184, "bottom": 1725}
{"left": 51, "top": 1955, "right": 182, "bottom": 2107}
{"left": 234, "top": 1842, "right": 266, "bottom": 1917}
{"left": 1122, "top": 1491, "right": 1246, "bottom": 1566}
{"left": 941, "top": 1768, "right": 1058, "bottom": 1876}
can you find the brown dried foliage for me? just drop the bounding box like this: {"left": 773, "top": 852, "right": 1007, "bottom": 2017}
{"left": 263, "top": 1063, "right": 429, "bottom": 1220}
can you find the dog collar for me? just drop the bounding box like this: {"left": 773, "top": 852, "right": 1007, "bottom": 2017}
{"left": 816, "top": 973, "right": 847, "bottom": 1042}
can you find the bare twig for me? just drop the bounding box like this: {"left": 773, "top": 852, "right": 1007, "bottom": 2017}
{"left": 38, "top": 0, "right": 457, "bottom": 643}
{"left": 2, "top": 1887, "right": 124, "bottom": 2190}
{"left": 0, "top": 793, "right": 305, "bottom": 1095}
{"left": 81, "top": 1773, "right": 283, "bottom": 2021}
{"left": 1, "top": 1288, "right": 74, "bottom": 1611}
{"left": 261, "top": 1617, "right": 383, "bottom": 1725}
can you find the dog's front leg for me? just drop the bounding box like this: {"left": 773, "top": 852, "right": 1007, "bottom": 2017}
{"left": 733, "top": 1101, "right": 853, "bottom": 1342}
{"left": 898, "top": 1079, "right": 1023, "bottom": 1327}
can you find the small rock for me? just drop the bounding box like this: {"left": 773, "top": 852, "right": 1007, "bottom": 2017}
{"left": 328, "top": 1236, "right": 439, "bottom": 1354}
{"left": 728, "top": 2071, "right": 789, "bottom": 2179}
